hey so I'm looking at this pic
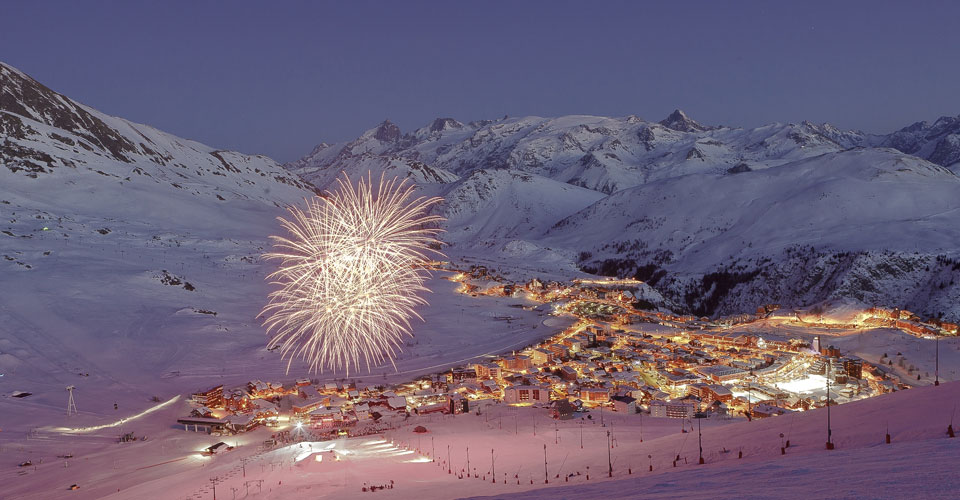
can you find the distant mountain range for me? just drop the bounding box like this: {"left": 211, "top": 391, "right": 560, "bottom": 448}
{"left": 288, "top": 108, "right": 960, "bottom": 321}
{"left": 3, "top": 60, "right": 960, "bottom": 321}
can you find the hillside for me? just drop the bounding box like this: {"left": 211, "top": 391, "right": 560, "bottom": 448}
{"left": 548, "top": 148, "right": 960, "bottom": 318}
{"left": 1, "top": 61, "right": 319, "bottom": 422}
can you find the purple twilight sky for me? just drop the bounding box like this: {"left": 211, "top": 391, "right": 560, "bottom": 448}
{"left": 2, "top": 0, "right": 958, "bottom": 162}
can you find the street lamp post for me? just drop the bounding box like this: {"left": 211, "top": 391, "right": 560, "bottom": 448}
{"left": 826, "top": 362, "right": 834, "bottom": 450}
{"left": 606, "top": 430, "right": 613, "bottom": 477}
{"left": 935, "top": 333, "right": 940, "bottom": 386}
{"left": 543, "top": 444, "right": 549, "bottom": 484}
{"left": 695, "top": 413, "right": 705, "bottom": 464}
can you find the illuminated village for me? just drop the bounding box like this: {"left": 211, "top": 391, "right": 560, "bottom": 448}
{"left": 176, "top": 265, "right": 957, "bottom": 448}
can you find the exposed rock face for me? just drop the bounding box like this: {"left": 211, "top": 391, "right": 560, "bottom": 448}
{"left": 1, "top": 63, "right": 138, "bottom": 163}
{"left": 0, "top": 60, "right": 311, "bottom": 197}
{"left": 882, "top": 115, "right": 960, "bottom": 167}
{"left": 658, "top": 109, "right": 710, "bottom": 133}
{"left": 727, "top": 162, "right": 751, "bottom": 174}
{"left": 429, "top": 118, "right": 463, "bottom": 133}
{"left": 373, "top": 120, "right": 402, "bottom": 143}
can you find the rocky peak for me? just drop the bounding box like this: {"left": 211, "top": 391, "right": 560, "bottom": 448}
{"left": 429, "top": 117, "right": 463, "bottom": 133}
{"left": 658, "top": 109, "right": 708, "bottom": 133}
{"left": 1, "top": 61, "right": 138, "bottom": 162}
{"left": 883, "top": 114, "right": 960, "bottom": 163}
{"left": 373, "top": 120, "right": 401, "bottom": 143}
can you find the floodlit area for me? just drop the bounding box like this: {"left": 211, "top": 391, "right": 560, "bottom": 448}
{"left": 776, "top": 374, "right": 829, "bottom": 395}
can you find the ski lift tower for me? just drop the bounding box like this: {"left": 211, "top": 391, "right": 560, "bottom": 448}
{"left": 66, "top": 386, "right": 78, "bottom": 417}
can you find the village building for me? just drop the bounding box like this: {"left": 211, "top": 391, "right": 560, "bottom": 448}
{"left": 611, "top": 395, "right": 637, "bottom": 413}
{"left": 503, "top": 355, "right": 533, "bottom": 372}
{"left": 190, "top": 385, "right": 224, "bottom": 409}
{"left": 530, "top": 348, "right": 553, "bottom": 365}
{"left": 177, "top": 416, "right": 228, "bottom": 434}
{"left": 475, "top": 362, "right": 502, "bottom": 380}
{"left": 579, "top": 387, "right": 610, "bottom": 404}
{"left": 504, "top": 385, "right": 550, "bottom": 405}
{"left": 550, "top": 399, "right": 577, "bottom": 420}
{"left": 649, "top": 399, "right": 696, "bottom": 419}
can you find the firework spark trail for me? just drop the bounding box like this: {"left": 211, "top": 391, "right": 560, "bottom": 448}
{"left": 262, "top": 172, "right": 444, "bottom": 375}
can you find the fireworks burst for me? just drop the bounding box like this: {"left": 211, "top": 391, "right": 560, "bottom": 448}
{"left": 262, "top": 173, "right": 444, "bottom": 375}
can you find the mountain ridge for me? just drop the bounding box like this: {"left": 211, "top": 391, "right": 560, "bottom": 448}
{"left": 288, "top": 110, "right": 960, "bottom": 320}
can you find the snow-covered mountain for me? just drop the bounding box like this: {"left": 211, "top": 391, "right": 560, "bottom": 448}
{"left": 879, "top": 115, "right": 960, "bottom": 170}
{"left": 0, "top": 61, "right": 319, "bottom": 407}
{"left": 291, "top": 110, "right": 960, "bottom": 320}
{"left": 288, "top": 110, "right": 874, "bottom": 196}
{"left": 547, "top": 148, "right": 960, "bottom": 318}
{"left": 1, "top": 62, "right": 312, "bottom": 211}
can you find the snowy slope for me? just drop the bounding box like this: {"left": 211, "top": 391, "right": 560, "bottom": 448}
{"left": 12, "top": 378, "right": 953, "bottom": 499}
{"left": 441, "top": 169, "right": 605, "bottom": 243}
{"left": 548, "top": 148, "right": 960, "bottom": 264}
{"left": 0, "top": 61, "right": 322, "bottom": 413}
{"left": 464, "top": 382, "right": 960, "bottom": 500}
{"left": 547, "top": 149, "right": 960, "bottom": 318}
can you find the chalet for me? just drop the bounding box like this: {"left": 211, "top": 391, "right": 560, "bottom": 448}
{"left": 250, "top": 398, "right": 280, "bottom": 419}
{"left": 248, "top": 380, "right": 270, "bottom": 397}
{"left": 293, "top": 386, "right": 328, "bottom": 415}
{"left": 190, "top": 385, "right": 224, "bottom": 409}
{"left": 353, "top": 403, "right": 371, "bottom": 420}
{"left": 309, "top": 407, "right": 343, "bottom": 427}
{"left": 190, "top": 407, "right": 215, "bottom": 418}
{"left": 226, "top": 414, "right": 257, "bottom": 433}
